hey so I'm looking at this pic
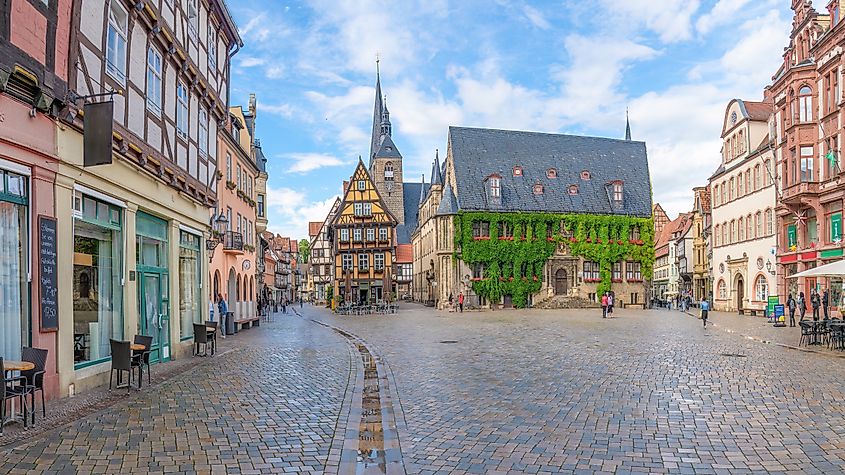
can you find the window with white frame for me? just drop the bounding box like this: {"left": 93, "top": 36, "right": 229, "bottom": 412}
{"left": 353, "top": 229, "right": 361, "bottom": 241}
{"left": 106, "top": 1, "right": 128, "bottom": 82}
{"left": 358, "top": 253, "right": 369, "bottom": 271}
{"left": 366, "top": 228, "right": 374, "bottom": 241}
{"left": 489, "top": 177, "right": 501, "bottom": 198}
{"left": 363, "top": 203, "right": 372, "bottom": 215}
{"left": 176, "top": 82, "right": 189, "bottom": 138}
{"left": 208, "top": 28, "right": 217, "bottom": 72}
{"left": 374, "top": 253, "right": 384, "bottom": 270}
{"left": 342, "top": 254, "right": 353, "bottom": 270}
{"left": 354, "top": 203, "right": 363, "bottom": 216}
{"left": 718, "top": 279, "right": 726, "bottom": 299}
{"left": 187, "top": 0, "right": 198, "bottom": 39}
{"left": 146, "top": 47, "right": 163, "bottom": 114}
{"left": 755, "top": 275, "right": 769, "bottom": 301}
{"left": 379, "top": 227, "right": 388, "bottom": 241}
{"left": 226, "top": 153, "right": 232, "bottom": 181}
{"left": 340, "top": 228, "right": 349, "bottom": 242}
{"left": 612, "top": 182, "right": 623, "bottom": 202}
{"left": 198, "top": 108, "right": 208, "bottom": 157}
{"left": 357, "top": 180, "right": 366, "bottom": 190}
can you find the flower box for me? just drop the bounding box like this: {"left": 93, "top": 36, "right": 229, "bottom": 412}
{"left": 508, "top": 277, "right": 514, "bottom": 281}
{"left": 473, "top": 236, "right": 491, "bottom": 241}
{"left": 569, "top": 237, "right": 577, "bottom": 243}
{"left": 585, "top": 238, "right": 592, "bottom": 243}
{"left": 225, "top": 181, "right": 236, "bottom": 190}
{"left": 617, "top": 240, "right": 624, "bottom": 245}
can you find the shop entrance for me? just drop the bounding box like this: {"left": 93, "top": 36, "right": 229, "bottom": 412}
{"left": 136, "top": 212, "right": 170, "bottom": 363}
{"left": 138, "top": 270, "right": 170, "bottom": 363}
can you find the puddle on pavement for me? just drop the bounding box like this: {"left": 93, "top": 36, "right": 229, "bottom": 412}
{"left": 355, "top": 343, "right": 387, "bottom": 473}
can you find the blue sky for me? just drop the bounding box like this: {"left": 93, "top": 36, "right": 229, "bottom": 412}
{"left": 226, "top": 0, "right": 793, "bottom": 239}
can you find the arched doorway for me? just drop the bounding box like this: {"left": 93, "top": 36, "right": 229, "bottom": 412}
{"left": 554, "top": 269, "right": 568, "bottom": 295}
{"left": 227, "top": 268, "right": 236, "bottom": 317}
{"left": 213, "top": 270, "right": 221, "bottom": 300}
{"left": 734, "top": 274, "right": 744, "bottom": 314}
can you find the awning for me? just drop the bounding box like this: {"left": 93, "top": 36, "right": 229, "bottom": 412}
{"left": 788, "top": 259, "right": 845, "bottom": 279}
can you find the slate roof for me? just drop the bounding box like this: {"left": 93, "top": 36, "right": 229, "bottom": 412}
{"left": 374, "top": 134, "right": 402, "bottom": 159}
{"left": 396, "top": 181, "right": 425, "bottom": 244}
{"left": 436, "top": 183, "right": 458, "bottom": 215}
{"left": 449, "top": 127, "right": 652, "bottom": 217}
{"left": 255, "top": 140, "right": 267, "bottom": 173}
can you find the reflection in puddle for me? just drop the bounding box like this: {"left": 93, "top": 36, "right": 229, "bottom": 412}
{"left": 355, "top": 342, "right": 387, "bottom": 473}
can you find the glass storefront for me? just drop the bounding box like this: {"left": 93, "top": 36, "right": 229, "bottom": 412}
{"left": 73, "top": 195, "right": 123, "bottom": 367}
{"left": 179, "top": 231, "right": 201, "bottom": 340}
{"left": 0, "top": 170, "right": 29, "bottom": 362}
{"left": 136, "top": 212, "right": 171, "bottom": 363}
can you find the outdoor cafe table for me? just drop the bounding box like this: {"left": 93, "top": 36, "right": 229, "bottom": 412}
{"left": 3, "top": 360, "right": 35, "bottom": 425}
{"left": 130, "top": 344, "right": 145, "bottom": 352}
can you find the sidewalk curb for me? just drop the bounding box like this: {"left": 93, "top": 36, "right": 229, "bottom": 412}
{"left": 680, "top": 310, "right": 845, "bottom": 358}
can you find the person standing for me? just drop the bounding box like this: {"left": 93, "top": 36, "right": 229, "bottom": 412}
{"left": 799, "top": 292, "right": 807, "bottom": 321}
{"left": 607, "top": 292, "right": 615, "bottom": 317}
{"left": 823, "top": 289, "right": 830, "bottom": 320}
{"left": 458, "top": 292, "right": 464, "bottom": 313}
{"left": 787, "top": 293, "right": 796, "bottom": 327}
{"left": 601, "top": 293, "right": 609, "bottom": 318}
{"left": 282, "top": 299, "right": 287, "bottom": 315}
{"left": 812, "top": 289, "right": 821, "bottom": 321}
{"left": 700, "top": 298, "right": 709, "bottom": 327}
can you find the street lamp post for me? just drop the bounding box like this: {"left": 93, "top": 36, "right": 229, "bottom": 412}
{"left": 206, "top": 213, "right": 229, "bottom": 262}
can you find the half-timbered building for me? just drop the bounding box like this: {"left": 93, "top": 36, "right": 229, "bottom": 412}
{"left": 310, "top": 198, "right": 340, "bottom": 304}
{"left": 332, "top": 160, "right": 397, "bottom": 304}
{"left": 51, "top": 0, "right": 241, "bottom": 395}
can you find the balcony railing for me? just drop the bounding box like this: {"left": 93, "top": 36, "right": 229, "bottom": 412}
{"left": 223, "top": 231, "right": 243, "bottom": 252}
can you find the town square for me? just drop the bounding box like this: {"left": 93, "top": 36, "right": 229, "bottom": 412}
{"left": 5, "top": 0, "right": 845, "bottom": 474}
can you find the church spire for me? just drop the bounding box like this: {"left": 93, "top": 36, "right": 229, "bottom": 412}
{"left": 625, "top": 108, "right": 632, "bottom": 141}
{"left": 370, "top": 58, "right": 385, "bottom": 164}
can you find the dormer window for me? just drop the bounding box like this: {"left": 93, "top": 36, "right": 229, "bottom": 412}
{"left": 547, "top": 168, "right": 557, "bottom": 179}
{"left": 611, "top": 181, "right": 624, "bottom": 202}
{"left": 581, "top": 170, "right": 591, "bottom": 180}
{"left": 533, "top": 183, "right": 544, "bottom": 195}
{"left": 513, "top": 166, "right": 523, "bottom": 177}
{"left": 568, "top": 185, "right": 578, "bottom": 195}
{"left": 489, "top": 176, "right": 501, "bottom": 198}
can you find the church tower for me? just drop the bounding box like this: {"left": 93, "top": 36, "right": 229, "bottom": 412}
{"left": 368, "top": 62, "right": 406, "bottom": 225}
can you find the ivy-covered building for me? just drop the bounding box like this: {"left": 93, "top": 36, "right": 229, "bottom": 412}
{"left": 412, "top": 126, "right": 655, "bottom": 309}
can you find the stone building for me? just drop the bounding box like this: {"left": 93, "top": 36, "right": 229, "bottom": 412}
{"left": 710, "top": 99, "right": 777, "bottom": 313}
{"left": 691, "top": 186, "right": 712, "bottom": 301}
{"left": 412, "top": 126, "right": 654, "bottom": 309}
{"left": 767, "top": 1, "right": 845, "bottom": 310}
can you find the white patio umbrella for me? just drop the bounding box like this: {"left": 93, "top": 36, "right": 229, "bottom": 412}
{"left": 788, "top": 259, "right": 845, "bottom": 279}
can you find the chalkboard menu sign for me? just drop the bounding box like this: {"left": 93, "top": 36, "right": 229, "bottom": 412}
{"left": 38, "top": 216, "right": 59, "bottom": 331}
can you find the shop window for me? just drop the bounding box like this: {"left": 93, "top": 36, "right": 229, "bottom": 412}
{"left": 0, "top": 171, "right": 29, "bottom": 362}
{"left": 179, "top": 231, "right": 201, "bottom": 341}
{"left": 74, "top": 195, "right": 124, "bottom": 367}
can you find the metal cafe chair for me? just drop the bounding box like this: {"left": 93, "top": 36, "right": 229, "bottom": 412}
{"left": 109, "top": 340, "right": 139, "bottom": 394}
{"left": 193, "top": 323, "right": 211, "bottom": 357}
{"left": 20, "top": 347, "right": 48, "bottom": 425}
{"left": 1, "top": 357, "right": 32, "bottom": 435}
{"left": 133, "top": 335, "right": 154, "bottom": 387}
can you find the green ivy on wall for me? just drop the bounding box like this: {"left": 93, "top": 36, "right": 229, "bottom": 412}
{"left": 454, "top": 212, "right": 655, "bottom": 308}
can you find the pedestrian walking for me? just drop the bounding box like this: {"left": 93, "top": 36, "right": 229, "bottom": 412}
{"left": 216, "top": 294, "right": 228, "bottom": 339}
{"left": 601, "top": 293, "right": 608, "bottom": 318}
{"left": 823, "top": 289, "right": 830, "bottom": 320}
{"left": 812, "top": 289, "right": 821, "bottom": 321}
{"left": 458, "top": 292, "right": 464, "bottom": 313}
{"left": 282, "top": 299, "right": 287, "bottom": 314}
{"left": 607, "top": 292, "right": 615, "bottom": 316}
{"left": 799, "top": 292, "right": 807, "bottom": 321}
{"left": 700, "top": 298, "right": 709, "bottom": 327}
{"left": 300, "top": 298, "right": 303, "bottom": 309}
{"left": 787, "top": 293, "right": 796, "bottom": 327}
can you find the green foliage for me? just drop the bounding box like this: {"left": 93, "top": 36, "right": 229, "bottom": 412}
{"left": 299, "top": 239, "right": 311, "bottom": 264}
{"left": 455, "top": 211, "right": 655, "bottom": 308}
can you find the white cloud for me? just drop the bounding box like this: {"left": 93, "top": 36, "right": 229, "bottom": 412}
{"left": 265, "top": 65, "right": 284, "bottom": 79}
{"left": 238, "top": 56, "right": 265, "bottom": 68}
{"left": 598, "top": 0, "right": 701, "bottom": 43}
{"left": 265, "top": 187, "right": 338, "bottom": 238}
{"left": 696, "top": 0, "right": 753, "bottom": 35}
{"left": 261, "top": 103, "right": 297, "bottom": 118}
{"left": 282, "top": 153, "right": 348, "bottom": 173}
{"left": 523, "top": 5, "right": 551, "bottom": 29}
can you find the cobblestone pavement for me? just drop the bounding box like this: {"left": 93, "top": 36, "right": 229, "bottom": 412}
{"left": 304, "top": 304, "right": 845, "bottom": 474}
{"left": 0, "top": 315, "right": 353, "bottom": 475}
{"left": 9, "top": 305, "right": 845, "bottom": 474}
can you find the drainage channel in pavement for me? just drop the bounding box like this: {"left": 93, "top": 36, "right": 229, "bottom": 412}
{"left": 304, "top": 315, "right": 406, "bottom": 475}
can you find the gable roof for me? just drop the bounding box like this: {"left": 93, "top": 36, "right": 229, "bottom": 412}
{"left": 308, "top": 221, "right": 322, "bottom": 238}
{"left": 436, "top": 182, "right": 458, "bottom": 215}
{"left": 332, "top": 158, "right": 399, "bottom": 227}
{"left": 742, "top": 100, "right": 772, "bottom": 122}
{"left": 396, "top": 181, "right": 425, "bottom": 244}
{"left": 448, "top": 126, "right": 652, "bottom": 217}
{"left": 374, "top": 134, "right": 402, "bottom": 159}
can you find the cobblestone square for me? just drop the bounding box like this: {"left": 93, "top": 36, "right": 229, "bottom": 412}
{"left": 5, "top": 306, "right": 845, "bottom": 474}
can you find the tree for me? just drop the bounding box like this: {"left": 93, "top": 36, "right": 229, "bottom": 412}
{"left": 299, "top": 239, "right": 311, "bottom": 264}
